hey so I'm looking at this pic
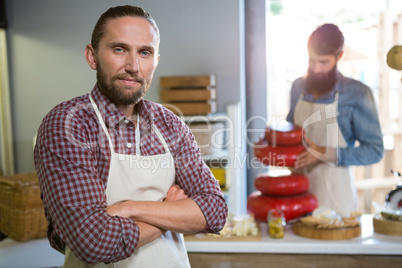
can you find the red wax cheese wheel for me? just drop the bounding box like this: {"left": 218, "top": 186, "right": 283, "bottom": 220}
{"left": 254, "top": 173, "right": 309, "bottom": 196}
{"left": 247, "top": 191, "right": 318, "bottom": 222}
{"left": 253, "top": 139, "right": 305, "bottom": 167}
{"left": 265, "top": 122, "right": 303, "bottom": 146}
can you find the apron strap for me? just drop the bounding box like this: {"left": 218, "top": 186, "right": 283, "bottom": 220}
{"left": 89, "top": 95, "right": 115, "bottom": 153}
{"left": 135, "top": 114, "right": 171, "bottom": 155}
{"left": 135, "top": 113, "right": 141, "bottom": 155}
{"left": 153, "top": 124, "right": 171, "bottom": 154}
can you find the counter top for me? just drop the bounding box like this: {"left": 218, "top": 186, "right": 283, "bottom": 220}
{"left": 0, "top": 237, "right": 64, "bottom": 268}
{"left": 1, "top": 215, "right": 401, "bottom": 267}
{"left": 185, "top": 215, "right": 402, "bottom": 255}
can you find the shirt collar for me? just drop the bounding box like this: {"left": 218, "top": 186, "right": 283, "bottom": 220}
{"left": 89, "top": 85, "right": 153, "bottom": 129}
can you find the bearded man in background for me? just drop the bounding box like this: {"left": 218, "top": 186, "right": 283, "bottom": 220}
{"left": 287, "top": 23, "right": 384, "bottom": 217}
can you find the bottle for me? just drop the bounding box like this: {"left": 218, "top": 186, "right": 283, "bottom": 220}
{"left": 268, "top": 209, "right": 286, "bottom": 239}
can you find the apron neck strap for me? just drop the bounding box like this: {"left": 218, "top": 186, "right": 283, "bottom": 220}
{"left": 135, "top": 113, "right": 141, "bottom": 155}
{"left": 89, "top": 95, "right": 115, "bottom": 152}
{"left": 135, "top": 114, "right": 170, "bottom": 156}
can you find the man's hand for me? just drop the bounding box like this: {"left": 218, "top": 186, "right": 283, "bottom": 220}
{"left": 295, "top": 136, "right": 326, "bottom": 168}
{"left": 106, "top": 184, "right": 191, "bottom": 249}
{"left": 107, "top": 183, "right": 206, "bottom": 234}
{"left": 164, "top": 184, "right": 188, "bottom": 202}
{"left": 107, "top": 184, "right": 187, "bottom": 216}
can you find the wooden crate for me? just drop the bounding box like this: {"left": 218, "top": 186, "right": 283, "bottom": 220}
{"left": 160, "top": 75, "right": 217, "bottom": 115}
{"left": 160, "top": 75, "right": 216, "bottom": 88}
{"left": 163, "top": 102, "right": 216, "bottom": 116}
{"left": 160, "top": 87, "right": 216, "bottom": 102}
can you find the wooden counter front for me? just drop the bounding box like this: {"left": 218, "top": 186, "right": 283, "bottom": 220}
{"left": 185, "top": 215, "right": 402, "bottom": 267}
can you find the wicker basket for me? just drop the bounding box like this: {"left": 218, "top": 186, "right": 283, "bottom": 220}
{"left": 0, "top": 172, "right": 47, "bottom": 241}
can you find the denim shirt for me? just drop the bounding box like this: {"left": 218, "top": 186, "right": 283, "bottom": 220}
{"left": 286, "top": 71, "right": 384, "bottom": 166}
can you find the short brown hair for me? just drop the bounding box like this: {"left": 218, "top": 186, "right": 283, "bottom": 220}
{"left": 91, "top": 5, "right": 160, "bottom": 50}
{"left": 308, "top": 23, "right": 344, "bottom": 56}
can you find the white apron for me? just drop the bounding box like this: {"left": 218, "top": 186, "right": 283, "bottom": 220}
{"left": 63, "top": 96, "right": 190, "bottom": 267}
{"left": 293, "top": 92, "right": 357, "bottom": 217}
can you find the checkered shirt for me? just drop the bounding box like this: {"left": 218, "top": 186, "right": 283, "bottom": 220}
{"left": 34, "top": 86, "right": 228, "bottom": 264}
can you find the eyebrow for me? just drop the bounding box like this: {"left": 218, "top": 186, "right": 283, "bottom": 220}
{"left": 107, "top": 42, "right": 156, "bottom": 53}
{"left": 107, "top": 42, "right": 129, "bottom": 49}
{"left": 140, "top": 45, "right": 156, "bottom": 53}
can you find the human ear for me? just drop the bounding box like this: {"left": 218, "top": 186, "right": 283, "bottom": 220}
{"left": 154, "top": 54, "right": 160, "bottom": 71}
{"left": 84, "top": 44, "right": 97, "bottom": 70}
{"left": 336, "top": 51, "right": 344, "bottom": 62}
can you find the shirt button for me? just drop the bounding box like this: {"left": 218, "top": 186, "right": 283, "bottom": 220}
{"left": 127, "top": 143, "right": 132, "bottom": 148}
{"left": 124, "top": 119, "right": 130, "bottom": 124}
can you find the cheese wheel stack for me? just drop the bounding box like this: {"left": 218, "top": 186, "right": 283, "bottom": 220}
{"left": 248, "top": 122, "right": 318, "bottom": 222}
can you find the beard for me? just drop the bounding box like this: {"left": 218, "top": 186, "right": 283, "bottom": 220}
{"left": 96, "top": 63, "right": 151, "bottom": 106}
{"left": 305, "top": 65, "right": 337, "bottom": 93}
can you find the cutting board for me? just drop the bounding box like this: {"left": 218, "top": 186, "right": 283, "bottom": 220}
{"left": 373, "top": 217, "right": 402, "bottom": 236}
{"left": 292, "top": 222, "right": 361, "bottom": 240}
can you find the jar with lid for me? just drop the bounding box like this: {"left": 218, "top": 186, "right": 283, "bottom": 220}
{"left": 267, "top": 209, "right": 286, "bottom": 238}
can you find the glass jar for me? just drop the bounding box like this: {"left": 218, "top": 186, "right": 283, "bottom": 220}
{"left": 267, "top": 209, "right": 286, "bottom": 239}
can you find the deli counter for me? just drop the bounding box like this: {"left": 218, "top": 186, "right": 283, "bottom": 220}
{"left": 0, "top": 215, "right": 401, "bottom": 268}
{"left": 185, "top": 214, "right": 402, "bottom": 267}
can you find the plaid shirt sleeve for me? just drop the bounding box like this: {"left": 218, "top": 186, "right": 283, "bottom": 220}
{"left": 34, "top": 96, "right": 138, "bottom": 264}
{"left": 152, "top": 105, "right": 228, "bottom": 234}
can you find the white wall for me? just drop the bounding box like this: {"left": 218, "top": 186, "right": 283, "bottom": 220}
{"left": 5, "top": 0, "right": 245, "bottom": 172}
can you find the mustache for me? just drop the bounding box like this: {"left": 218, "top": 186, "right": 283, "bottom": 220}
{"left": 115, "top": 74, "right": 145, "bottom": 84}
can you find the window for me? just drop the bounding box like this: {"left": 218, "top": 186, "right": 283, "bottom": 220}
{"left": 265, "top": 0, "right": 402, "bottom": 212}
